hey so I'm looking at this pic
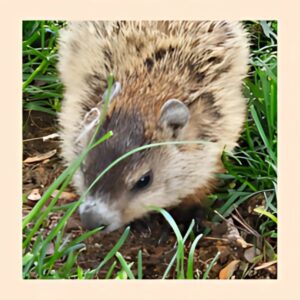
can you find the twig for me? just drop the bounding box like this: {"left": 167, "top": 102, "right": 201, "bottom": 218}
{"left": 23, "top": 133, "right": 60, "bottom": 143}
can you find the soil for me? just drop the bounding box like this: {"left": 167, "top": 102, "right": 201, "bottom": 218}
{"left": 23, "top": 111, "right": 277, "bottom": 279}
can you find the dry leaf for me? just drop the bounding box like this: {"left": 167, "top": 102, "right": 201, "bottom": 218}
{"left": 65, "top": 217, "right": 82, "bottom": 232}
{"left": 219, "top": 260, "right": 240, "bottom": 279}
{"left": 51, "top": 190, "right": 78, "bottom": 201}
{"left": 244, "top": 246, "right": 261, "bottom": 263}
{"left": 46, "top": 242, "right": 55, "bottom": 256}
{"left": 254, "top": 260, "right": 277, "bottom": 271}
{"left": 236, "top": 237, "right": 251, "bottom": 248}
{"left": 27, "top": 188, "right": 41, "bottom": 201}
{"left": 223, "top": 218, "right": 251, "bottom": 248}
{"left": 23, "top": 149, "right": 57, "bottom": 164}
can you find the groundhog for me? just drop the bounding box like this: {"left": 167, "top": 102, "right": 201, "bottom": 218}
{"left": 57, "top": 21, "right": 249, "bottom": 232}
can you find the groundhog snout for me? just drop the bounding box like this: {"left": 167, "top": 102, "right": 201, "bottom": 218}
{"left": 79, "top": 196, "right": 122, "bottom": 231}
{"left": 79, "top": 205, "right": 104, "bottom": 230}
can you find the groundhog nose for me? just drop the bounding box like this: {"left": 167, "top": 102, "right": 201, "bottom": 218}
{"left": 79, "top": 208, "right": 107, "bottom": 230}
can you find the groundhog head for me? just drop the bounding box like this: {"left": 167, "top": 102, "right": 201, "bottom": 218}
{"left": 76, "top": 81, "right": 220, "bottom": 232}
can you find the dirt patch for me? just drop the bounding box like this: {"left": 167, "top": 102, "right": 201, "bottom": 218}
{"left": 22, "top": 111, "right": 277, "bottom": 279}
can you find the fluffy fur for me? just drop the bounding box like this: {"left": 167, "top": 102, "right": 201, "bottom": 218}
{"left": 57, "top": 21, "right": 249, "bottom": 231}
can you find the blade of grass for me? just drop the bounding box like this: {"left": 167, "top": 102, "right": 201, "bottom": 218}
{"left": 250, "top": 105, "right": 276, "bottom": 162}
{"left": 149, "top": 207, "right": 185, "bottom": 278}
{"left": 86, "top": 139, "right": 213, "bottom": 199}
{"left": 23, "top": 172, "right": 74, "bottom": 248}
{"left": 115, "top": 252, "right": 135, "bottom": 279}
{"left": 137, "top": 250, "right": 143, "bottom": 279}
{"left": 45, "top": 226, "right": 103, "bottom": 271}
{"left": 186, "top": 233, "right": 203, "bottom": 279}
{"left": 85, "top": 226, "right": 130, "bottom": 278}
{"left": 105, "top": 261, "right": 117, "bottom": 279}
{"left": 23, "top": 59, "right": 48, "bottom": 90}
{"left": 162, "top": 219, "right": 195, "bottom": 279}
{"left": 254, "top": 207, "right": 278, "bottom": 224}
{"left": 203, "top": 251, "right": 221, "bottom": 279}
{"left": 22, "top": 131, "right": 113, "bottom": 230}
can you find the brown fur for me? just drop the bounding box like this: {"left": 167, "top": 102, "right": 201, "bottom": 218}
{"left": 57, "top": 21, "right": 249, "bottom": 231}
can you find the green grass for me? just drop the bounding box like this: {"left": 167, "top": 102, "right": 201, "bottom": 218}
{"left": 23, "top": 21, "right": 65, "bottom": 116}
{"left": 212, "top": 21, "right": 277, "bottom": 267}
{"left": 22, "top": 20, "right": 277, "bottom": 279}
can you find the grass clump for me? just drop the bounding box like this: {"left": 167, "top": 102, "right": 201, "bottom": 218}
{"left": 212, "top": 20, "right": 277, "bottom": 269}
{"left": 23, "top": 21, "right": 65, "bottom": 115}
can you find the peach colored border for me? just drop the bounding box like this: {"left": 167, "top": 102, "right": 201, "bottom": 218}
{"left": 1, "top": 0, "right": 299, "bottom": 299}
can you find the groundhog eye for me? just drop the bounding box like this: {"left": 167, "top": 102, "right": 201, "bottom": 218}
{"left": 132, "top": 171, "right": 153, "bottom": 191}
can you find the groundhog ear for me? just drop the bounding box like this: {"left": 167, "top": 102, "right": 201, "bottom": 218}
{"left": 159, "top": 99, "right": 190, "bottom": 134}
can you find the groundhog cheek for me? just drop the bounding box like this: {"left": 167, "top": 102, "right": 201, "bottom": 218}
{"left": 122, "top": 202, "right": 148, "bottom": 224}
